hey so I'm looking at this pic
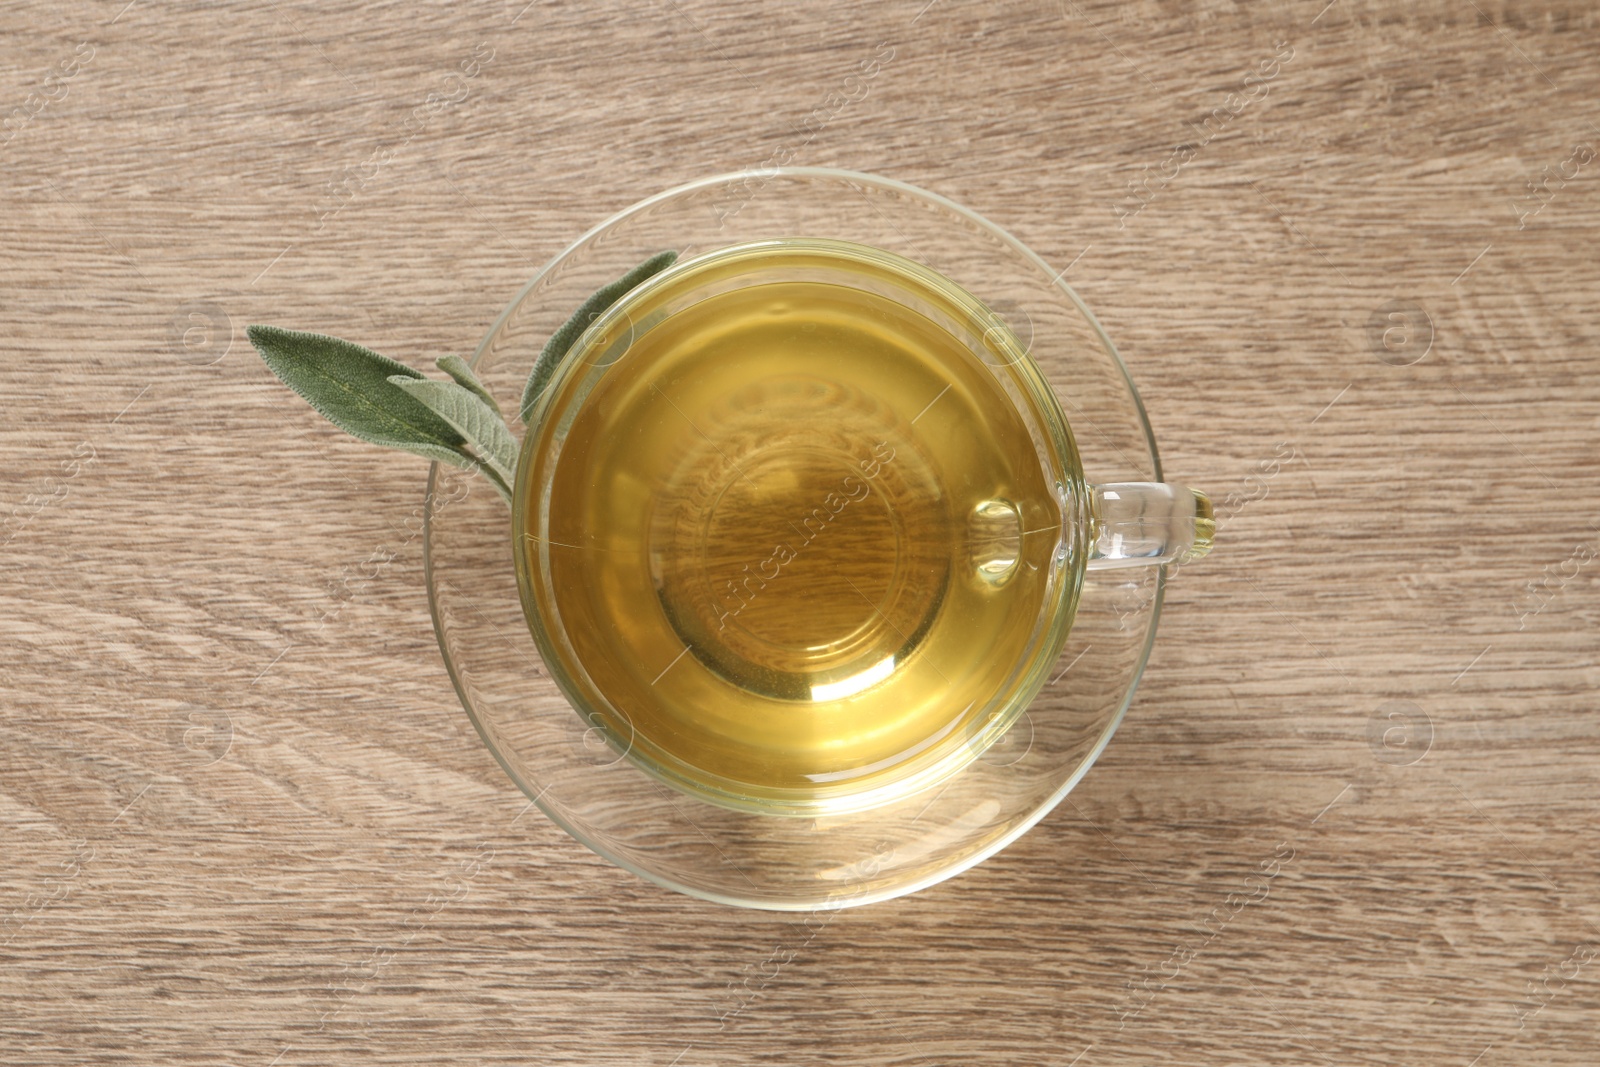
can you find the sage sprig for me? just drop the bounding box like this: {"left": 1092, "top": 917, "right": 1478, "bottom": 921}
{"left": 245, "top": 323, "right": 494, "bottom": 485}
{"left": 246, "top": 251, "right": 679, "bottom": 507}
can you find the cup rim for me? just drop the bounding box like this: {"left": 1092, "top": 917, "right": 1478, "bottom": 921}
{"left": 425, "top": 167, "right": 1167, "bottom": 909}
{"left": 513, "top": 236, "right": 1089, "bottom": 816}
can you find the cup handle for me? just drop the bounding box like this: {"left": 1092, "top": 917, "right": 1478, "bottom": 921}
{"left": 1085, "top": 483, "right": 1215, "bottom": 570}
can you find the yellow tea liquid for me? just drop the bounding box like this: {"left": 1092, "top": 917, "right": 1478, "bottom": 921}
{"left": 520, "top": 242, "right": 1073, "bottom": 811}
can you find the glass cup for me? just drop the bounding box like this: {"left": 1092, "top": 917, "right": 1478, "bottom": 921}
{"left": 426, "top": 168, "right": 1211, "bottom": 909}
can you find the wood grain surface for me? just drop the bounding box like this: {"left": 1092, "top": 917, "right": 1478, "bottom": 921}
{"left": 4, "top": 1, "right": 1600, "bottom": 1063}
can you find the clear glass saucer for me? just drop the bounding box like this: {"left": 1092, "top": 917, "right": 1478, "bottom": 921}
{"left": 424, "top": 168, "right": 1164, "bottom": 910}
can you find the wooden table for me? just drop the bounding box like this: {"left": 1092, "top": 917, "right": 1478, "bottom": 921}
{"left": 4, "top": 1, "right": 1597, "bottom": 1063}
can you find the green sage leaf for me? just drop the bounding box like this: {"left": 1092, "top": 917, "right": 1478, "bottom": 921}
{"left": 389, "top": 375, "right": 517, "bottom": 503}
{"left": 436, "top": 354, "right": 502, "bottom": 416}
{"left": 247, "top": 325, "right": 474, "bottom": 471}
{"left": 519, "top": 249, "right": 679, "bottom": 423}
